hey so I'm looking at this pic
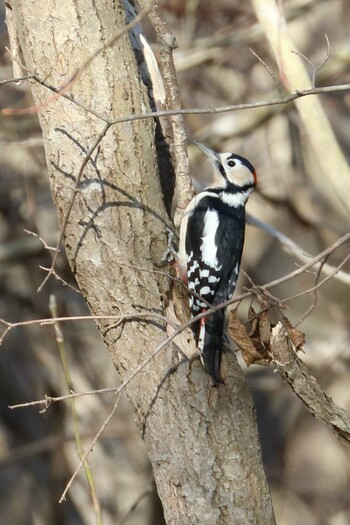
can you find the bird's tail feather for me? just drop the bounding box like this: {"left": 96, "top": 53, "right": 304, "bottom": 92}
{"left": 198, "top": 310, "right": 225, "bottom": 385}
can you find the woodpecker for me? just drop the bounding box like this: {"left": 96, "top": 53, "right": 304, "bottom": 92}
{"left": 179, "top": 141, "right": 257, "bottom": 384}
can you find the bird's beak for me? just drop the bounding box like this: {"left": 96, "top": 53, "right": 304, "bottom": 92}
{"left": 193, "top": 141, "right": 220, "bottom": 164}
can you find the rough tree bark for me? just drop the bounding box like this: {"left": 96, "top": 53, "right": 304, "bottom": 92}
{"left": 7, "top": 1, "right": 276, "bottom": 523}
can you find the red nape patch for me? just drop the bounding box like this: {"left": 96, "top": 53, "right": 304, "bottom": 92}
{"left": 253, "top": 170, "right": 257, "bottom": 185}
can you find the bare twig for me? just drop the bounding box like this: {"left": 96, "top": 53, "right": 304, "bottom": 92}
{"left": 249, "top": 47, "right": 283, "bottom": 95}
{"left": 283, "top": 252, "right": 350, "bottom": 307}
{"left": 3, "top": 68, "right": 348, "bottom": 131}
{"left": 24, "top": 229, "right": 58, "bottom": 252}
{"left": 292, "top": 34, "right": 330, "bottom": 88}
{"left": 106, "top": 83, "right": 350, "bottom": 124}
{"left": 119, "top": 489, "right": 153, "bottom": 525}
{"left": 260, "top": 232, "right": 350, "bottom": 291}
{"left": 39, "top": 266, "right": 80, "bottom": 294}
{"left": 293, "top": 257, "right": 327, "bottom": 327}
{"left": 60, "top": 393, "right": 122, "bottom": 502}
{"left": 0, "top": 312, "right": 171, "bottom": 345}
{"left": 49, "top": 296, "right": 102, "bottom": 522}
{"left": 9, "top": 388, "right": 120, "bottom": 410}
{"left": 0, "top": 74, "right": 33, "bottom": 85}
{"left": 247, "top": 215, "right": 350, "bottom": 285}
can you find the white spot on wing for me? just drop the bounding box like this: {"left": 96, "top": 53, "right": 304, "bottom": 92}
{"left": 200, "top": 210, "right": 222, "bottom": 271}
{"left": 179, "top": 191, "right": 221, "bottom": 268}
{"left": 188, "top": 260, "right": 199, "bottom": 276}
{"left": 200, "top": 286, "right": 212, "bottom": 296}
{"left": 200, "top": 269, "right": 209, "bottom": 278}
{"left": 188, "top": 278, "right": 199, "bottom": 290}
{"left": 208, "top": 275, "right": 220, "bottom": 283}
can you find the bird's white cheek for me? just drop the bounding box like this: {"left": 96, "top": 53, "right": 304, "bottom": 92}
{"left": 227, "top": 168, "right": 253, "bottom": 186}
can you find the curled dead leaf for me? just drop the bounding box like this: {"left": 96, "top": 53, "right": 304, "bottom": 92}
{"left": 228, "top": 311, "right": 271, "bottom": 366}
{"left": 283, "top": 317, "right": 305, "bottom": 351}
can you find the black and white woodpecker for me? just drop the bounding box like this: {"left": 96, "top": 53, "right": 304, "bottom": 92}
{"left": 179, "top": 141, "right": 257, "bottom": 384}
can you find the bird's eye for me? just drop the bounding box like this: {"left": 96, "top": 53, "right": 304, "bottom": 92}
{"left": 227, "top": 160, "right": 236, "bottom": 168}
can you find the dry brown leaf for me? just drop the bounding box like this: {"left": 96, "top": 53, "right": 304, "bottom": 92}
{"left": 283, "top": 317, "right": 305, "bottom": 351}
{"left": 228, "top": 311, "right": 271, "bottom": 366}
{"left": 248, "top": 306, "right": 258, "bottom": 335}
{"left": 257, "top": 304, "right": 271, "bottom": 345}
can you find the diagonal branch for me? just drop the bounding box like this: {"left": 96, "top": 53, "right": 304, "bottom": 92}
{"left": 270, "top": 323, "right": 350, "bottom": 447}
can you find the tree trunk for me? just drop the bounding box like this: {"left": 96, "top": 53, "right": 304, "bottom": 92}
{"left": 7, "top": 0, "right": 276, "bottom": 523}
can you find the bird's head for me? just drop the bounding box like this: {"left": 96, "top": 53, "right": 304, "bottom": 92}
{"left": 194, "top": 141, "right": 257, "bottom": 190}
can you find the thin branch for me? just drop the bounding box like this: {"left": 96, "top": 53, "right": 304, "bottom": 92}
{"left": 249, "top": 47, "right": 283, "bottom": 95}
{"left": 260, "top": 232, "right": 350, "bottom": 291}
{"left": 50, "top": 296, "right": 102, "bottom": 523}
{"left": 313, "top": 34, "right": 331, "bottom": 87}
{"left": 293, "top": 256, "right": 326, "bottom": 327}
{"left": 60, "top": 393, "right": 122, "bottom": 502}
{"left": 106, "top": 83, "right": 350, "bottom": 125}
{"left": 39, "top": 266, "right": 80, "bottom": 294}
{"left": 0, "top": 74, "right": 33, "bottom": 85}
{"left": 9, "top": 388, "right": 120, "bottom": 410}
{"left": 0, "top": 312, "right": 172, "bottom": 345}
{"left": 247, "top": 214, "right": 350, "bottom": 285}
{"left": 3, "top": 75, "right": 349, "bottom": 126}
{"left": 24, "top": 229, "right": 58, "bottom": 252}
{"left": 292, "top": 34, "right": 330, "bottom": 88}
{"left": 119, "top": 489, "right": 152, "bottom": 525}
{"left": 283, "top": 252, "right": 350, "bottom": 306}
